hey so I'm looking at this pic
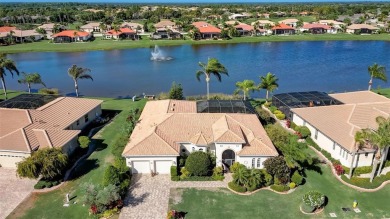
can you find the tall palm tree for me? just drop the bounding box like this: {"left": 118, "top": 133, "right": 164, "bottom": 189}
{"left": 349, "top": 130, "right": 367, "bottom": 178}
{"left": 367, "top": 63, "right": 387, "bottom": 90}
{"left": 67, "top": 64, "right": 93, "bottom": 97}
{"left": 259, "top": 72, "right": 279, "bottom": 102}
{"left": 196, "top": 58, "right": 228, "bottom": 100}
{"left": 18, "top": 72, "right": 46, "bottom": 93}
{"left": 234, "top": 80, "right": 258, "bottom": 100}
{"left": 0, "top": 54, "right": 19, "bottom": 99}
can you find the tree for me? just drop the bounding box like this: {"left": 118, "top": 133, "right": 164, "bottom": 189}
{"left": 103, "top": 165, "right": 121, "bottom": 186}
{"left": 185, "top": 151, "right": 212, "bottom": 176}
{"left": 67, "top": 64, "right": 93, "bottom": 97}
{"left": 367, "top": 63, "right": 387, "bottom": 91}
{"left": 247, "top": 168, "right": 264, "bottom": 188}
{"left": 17, "top": 72, "right": 46, "bottom": 93}
{"left": 168, "top": 81, "right": 184, "bottom": 100}
{"left": 78, "top": 136, "right": 90, "bottom": 149}
{"left": 263, "top": 156, "right": 290, "bottom": 183}
{"left": 302, "top": 191, "right": 325, "bottom": 211}
{"left": 259, "top": 72, "right": 279, "bottom": 101}
{"left": 17, "top": 148, "right": 68, "bottom": 180}
{"left": 349, "top": 130, "right": 367, "bottom": 178}
{"left": 196, "top": 58, "right": 228, "bottom": 100}
{"left": 233, "top": 165, "right": 250, "bottom": 186}
{"left": 0, "top": 53, "right": 19, "bottom": 99}
{"left": 234, "top": 80, "right": 258, "bottom": 100}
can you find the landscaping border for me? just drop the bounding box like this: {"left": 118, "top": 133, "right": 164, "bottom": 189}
{"left": 227, "top": 185, "right": 296, "bottom": 196}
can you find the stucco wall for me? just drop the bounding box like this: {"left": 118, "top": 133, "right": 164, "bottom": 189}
{"left": 180, "top": 143, "right": 208, "bottom": 154}
{"left": 125, "top": 156, "right": 177, "bottom": 173}
{"left": 0, "top": 151, "right": 30, "bottom": 168}
{"left": 68, "top": 106, "right": 102, "bottom": 130}
{"left": 215, "top": 143, "right": 242, "bottom": 166}
{"left": 61, "top": 137, "right": 79, "bottom": 156}
{"left": 237, "top": 156, "right": 273, "bottom": 169}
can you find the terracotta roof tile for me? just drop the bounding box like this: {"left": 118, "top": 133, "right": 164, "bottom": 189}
{"left": 52, "top": 30, "right": 90, "bottom": 38}
{"left": 272, "top": 23, "right": 295, "bottom": 30}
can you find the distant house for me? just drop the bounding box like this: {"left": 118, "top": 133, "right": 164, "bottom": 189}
{"left": 279, "top": 18, "right": 299, "bottom": 27}
{"left": 37, "top": 23, "right": 67, "bottom": 39}
{"left": 318, "top": 20, "right": 345, "bottom": 32}
{"left": 228, "top": 13, "right": 248, "bottom": 20}
{"left": 80, "top": 22, "right": 102, "bottom": 33}
{"left": 0, "top": 26, "right": 16, "bottom": 33}
{"left": 52, "top": 30, "right": 91, "bottom": 43}
{"left": 154, "top": 20, "right": 176, "bottom": 29}
{"left": 251, "top": 20, "right": 275, "bottom": 34}
{"left": 0, "top": 96, "right": 102, "bottom": 168}
{"left": 105, "top": 28, "right": 138, "bottom": 40}
{"left": 150, "top": 28, "right": 182, "bottom": 40}
{"left": 192, "top": 21, "right": 221, "bottom": 39}
{"left": 272, "top": 23, "right": 295, "bottom": 35}
{"left": 346, "top": 24, "right": 379, "bottom": 34}
{"left": 258, "top": 13, "right": 270, "bottom": 19}
{"left": 301, "top": 24, "right": 334, "bottom": 34}
{"left": 121, "top": 22, "right": 144, "bottom": 33}
{"left": 225, "top": 20, "right": 243, "bottom": 26}
{"left": 235, "top": 24, "right": 254, "bottom": 36}
{"left": 12, "top": 30, "right": 44, "bottom": 43}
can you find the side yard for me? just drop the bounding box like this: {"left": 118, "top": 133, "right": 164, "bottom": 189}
{"left": 6, "top": 98, "right": 146, "bottom": 219}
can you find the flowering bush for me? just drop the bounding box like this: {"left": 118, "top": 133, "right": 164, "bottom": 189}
{"left": 302, "top": 191, "right": 325, "bottom": 210}
{"left": 334, "top": 164, "right": 345, "bottom": 176}
{"left": 286, "top": 120, "right": 291, "bottom": 128}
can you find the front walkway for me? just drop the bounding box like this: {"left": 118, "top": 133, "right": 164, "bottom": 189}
{"left": 120, "top": 174, "right": 231, "bottom": 219}
{"left": 0, "top": 168, "right": 37, "bottom": 219}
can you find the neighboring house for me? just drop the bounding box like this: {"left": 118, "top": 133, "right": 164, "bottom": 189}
{"left": 80, "top": 22, "right": 102, "bottom": 33}
{"left": 279, "top": 18, "right": 299, "bottom": 27}
{"left": 37, "top": 23, "right": 67, "bottom": 39}
{"left": 258, "top": 13, "right": 270, "bottom": 19}
{"left": 0, "top": 96, "right": 102, "bottom": 168}
{"left": 154, "top": 20, "right": 176, "bottom": 29}
{"left": 122, "top": 100, "right": 278, "bottom": 174}
{"left": 228, "top": 13, "right": 248, "bottom": 20}
{"left": 235, "top": 24, "right": 254, "bottom": 36}
{"left": 52, "top": 30, "right": 91, "bottom": 43}
{"left": 0, "top": 26, "right": 16, "bottom": 33}
{"left": 272, "top": 23, "right": 295, "bottom": 35}
{"left": 150, "top": 28, "right": 182, "bottom": 40}
{"left": 251, "top": 20, "right": 275, "bottom": 29}
{"left": 225, "top": 20, "right": 243, "bottom": 26}
{"left": 121, "top": 22, "right": 144, "bottom": 33}
{"left": 192, "top": 21, "right": 221, "bottom": 39}
{"left": 291, "top": 91, "right": 390, "bottom": 168}
{"left": 301, "top": 24, "right": 335, "bottom": 34}
{"left": 105, "top": 28, "right": 138, "bottom": 40}
{"left": 318, "top": 20, "right": 345, "bottom": 32}
{"left": 11, "top": 30, "right": 44, "bottom": 43}
{"left": 346, "top": 24, "right": 379, "bottom": 34}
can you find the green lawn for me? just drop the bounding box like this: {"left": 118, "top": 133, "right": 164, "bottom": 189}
{"left": 0, "top": 90, "right": 26, "bottom": 100}
{"left": 6, "top": 97, "right": 147, "bottom": 219}
{"left": 1, "top": 33, "right": 389, "bottom": 54}
{"left": 170, "top": 164, "right": 390, "bottom": 219}
{"left": 376, "top": 87, "right": 390, "bottom": 99}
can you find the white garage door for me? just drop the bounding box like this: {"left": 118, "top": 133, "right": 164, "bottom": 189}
{"left": 132, "top": 161, "right": 150, "bottom": 174}
{"left": 155, "top": 161, "right": 172, "bottom": 174}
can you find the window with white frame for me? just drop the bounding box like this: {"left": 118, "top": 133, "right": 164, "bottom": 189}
{"left": 252, "top": 158, "right": 255, "bottom": 168}
{"left": 257, "top": 158, "right": 261, "bottom": 168}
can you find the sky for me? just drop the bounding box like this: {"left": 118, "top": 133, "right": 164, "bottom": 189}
{"left": 4, "top": 0, "right": 390, "bottom": 3}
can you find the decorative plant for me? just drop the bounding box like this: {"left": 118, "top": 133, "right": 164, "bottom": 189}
{"left": 302, "top": 191, "right": 325, "bottom": 212}
{"left": 334, "top": 164, "right": 344, "bottom": 176}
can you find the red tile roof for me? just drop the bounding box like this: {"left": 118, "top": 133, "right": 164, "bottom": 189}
{"left": 106, "top": 28, "right": 136, "bottom": 35}
{"left": 302, "top": 23, "right": 331, "bottom": 30}
{"left": 0, "top": 26, "right": 16, "bottom": 32}
{"left": 235, "top": 24, "right": 254, "bottom": 31}
{"left": 52, "top": 30, "right": 90, "bottom": 38}
{"left": 271, "top": 23, "right": 295, "bottom": 30}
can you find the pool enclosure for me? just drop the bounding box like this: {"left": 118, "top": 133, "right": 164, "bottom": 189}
{"left": 197, "top": 100, "right": 255, "bottom": 114}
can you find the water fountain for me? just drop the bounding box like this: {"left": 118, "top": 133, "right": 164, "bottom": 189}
{"left": 150, "top": 45, "right": 173, "bottom": 61}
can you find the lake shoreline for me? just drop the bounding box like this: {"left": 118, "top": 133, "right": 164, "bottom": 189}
{"left": 1, "top": 34, "right": 390, "bottom": 54}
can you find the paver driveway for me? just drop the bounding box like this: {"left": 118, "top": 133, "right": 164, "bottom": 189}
{"left": 0, "top": 168, "right": 36, "bottom": 219}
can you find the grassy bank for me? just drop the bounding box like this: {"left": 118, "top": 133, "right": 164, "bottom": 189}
{"left": 6, "top": 97, "right": 147, "bottom": 219}
{"left": 1, "top": 34, "right": 389, "bottom": 54}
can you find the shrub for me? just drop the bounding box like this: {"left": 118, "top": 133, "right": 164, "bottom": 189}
{"left": 269, "top": 106, "right": 277, "bottom": 113}
{"left": 256, "top": 107, "right": 275, "bottom": 125}
{"left": 334, "top": 164, "right": 345, "bottom": 176}
{"left": 265, "top": 124, "right": 290, "bottom": 148}
{"left": 171, "top": 166, "right": 179, "bottom": 181}
{"left": 270, "top": 184, "right": 290, "bottom": 192}
{"left": 275, "top": 112, "right": 286, "bottom": 120}
{"left": 353, "top": 166, "right": 373, "bottom": 176}
{"left": 289, "top": 182, "right": 296, "bottom": 189}
{"left": 295, "top": 126, "right": 311, "bottom": 138}
{"left": 302, "top": 191, "right": 325, "bottom": 209}
{"left": 228, "top": 181, "right": 247, "bottom": 193}
{"left": 168, "top": 82, "right": 184, "bottom": 100}
{"left": 185, "top": 151, "right": 212, "bottom": 176}
{"left": 78, "top": 136, "right": 90, "bottom": 148}
{"left": 103, "top": 165, "right": 121, "bottom": 186}
{"left": 301, "top": 203, "right": 316, "bottom": 213}
{"left": 212, "top": 166, "right": 224, "bottom": 181}
{"left": 262, "top": 170, "right": 273, "bottom": 186}
{"left": 34, "top": 181, "right": 47, "bottom": 189}
{"left": 39, "top": 88, "right": 59, "bottom": 95}
{"left": 274, "top": 177, "right": 281, "bottom": 185}
{"left": 101, "top": 207, "right": 119, "bottom": 218}
{"left": 263, "top": 156, "right": 291, "bottom": 182}
{"left": 230, "top": 162, "right": 245, "bottom": 173}
{"left": 273, "top": 110, "right": 283, "bottom": 114}
{"left": 180, "top": 167, "right": 190, "bottom": 180}
{"left": 246, "top": 183, "right": 258, "bottom": 192}
{"left": 290, "top": 121, "right": 297, "bottom": 130}
{"left": 263, "top": 101, "right": 271, "bottom": 108}
{"left": 291, "top": 171, "right": 303, "bottom": 185}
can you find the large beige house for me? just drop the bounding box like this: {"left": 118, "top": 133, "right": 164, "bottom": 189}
{"left": 122, "top": 100, "right": 278, "bottom": 174}
{"left": 0, "top": 97, "right": 102, "bottom": 168}
{"left": 291, "top": 91, "right": 390, "bottom": 168}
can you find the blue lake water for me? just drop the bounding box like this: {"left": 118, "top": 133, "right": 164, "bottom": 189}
{"left": 6, "top": 41, "right": 390, "bottom": 98}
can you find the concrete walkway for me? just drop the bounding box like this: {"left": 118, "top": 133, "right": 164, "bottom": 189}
{"left": 120, "top": 174, "right": 232, "bottom": 219}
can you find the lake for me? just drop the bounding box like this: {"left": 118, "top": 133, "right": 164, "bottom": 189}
{"left": 6, "top": 41, "right": 390, "bottom": 98}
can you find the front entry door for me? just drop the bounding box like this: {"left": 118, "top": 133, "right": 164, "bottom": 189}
{"left": 222, "top": 149, "right": 235, "bottom": 167}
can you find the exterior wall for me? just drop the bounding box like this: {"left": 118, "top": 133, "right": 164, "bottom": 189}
{"left": 68, "top": 106, "right": 102, "bottom": 130}
{"left": 180, "top": 143, "right": 208, "bottom": 154}
{"left": 61, "top": 137, "right": 79, "bottom": 156}
{"left": 292, "top": 113, "right": 373, "bottom": 167}
{"left": 215, "top": 143, "right": 242, "bottom": 166}
{"left": 125, "top": 156, "right": 177, "bottom": 173}
{"left": 0, "top": 151, "right": 30, "bottom": 168}
{"left": 237, "top": 156, "right": 273, "bottom": 169}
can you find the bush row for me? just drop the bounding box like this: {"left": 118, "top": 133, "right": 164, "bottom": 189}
{"left": 270, "top": 184, "right": 290, "bottom": 192}
{"left": 341, "top": 172, "right": 390, "bottom": 189}
{"left": 34, "top": 179, "right": 61, "bottom": 189}
{"left": 228, "top": 181, "right": 247, "bottom": 193}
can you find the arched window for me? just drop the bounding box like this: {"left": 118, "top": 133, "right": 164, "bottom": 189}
{"left": 257, "top": 158, "right": 261, "bottom": 168}
{"left": 252, "top": 158, "right": 255, "bottom": 167}
{"left": 199, "top": 148, "right": 203, "bottom": 151}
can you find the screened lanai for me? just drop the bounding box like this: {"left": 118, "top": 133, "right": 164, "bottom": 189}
{"left": 272, "top": 91, "right": 343, "bottom": 119}
{"left": 197, "top": 100, "right": 255, "bottom": 114}
{"left": 0, "top": 94, "right": 59, "bottom": 109}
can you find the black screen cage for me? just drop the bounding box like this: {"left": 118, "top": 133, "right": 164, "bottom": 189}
{"left": 197, "top": 100, "right": 255, "bottom": 114}
{"left": 0, "top": 94, "right": 59, "bottom": 109}
{"left": 272, "top": 91, "right": 343, "bottom": 119}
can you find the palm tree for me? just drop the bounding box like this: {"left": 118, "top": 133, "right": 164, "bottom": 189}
{"left": 247, "top": 168, "right": 263, "bottom": 188}
{"left": 367, "top": 63, "right": 387, "bottom": 90}
{"left": 196, "top": 58, "right": 228, "bottom": 100}
{"left": 18, "top": 72, "right": 46, "bottom": 93}
{"left": 67, "top": 64, "right": 93, "bottom": 97}
{"left": 233, "top": 165, "right": 249, "bottom": 186}
{"left": 0, "top": 54, "right": 19, "bottom": 99}
{"left": 259, "top": 72, "right": 279, "bottom": 101}
{"left": 348, "top": 130, "right": 367, "bottom": 178}
{"left": 234, "top": 80, "right": 258, "bottom": 100}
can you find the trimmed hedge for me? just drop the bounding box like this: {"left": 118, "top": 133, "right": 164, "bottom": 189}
{"left": 246, "top": 183, "right": 258, "bottom": 192}
{"left": 291, "top": 171, "right": 303, "bottom": 185}
{"left": 185, "top": 151, "right": 212, "bottom": 176}
{"left": 270, "top": 184, "right": 290, "bottom": 192}
{"left": 341, "top": 172, "right": 390, "bottom": 189}
{"left": 171, "top": 166, "right": 179, "bottom": 181}
{"left": 34, "top": 179, "right": 61, "bottom": 189}
{"left": 228, "top": 181, "right": 247, "bottom": 193}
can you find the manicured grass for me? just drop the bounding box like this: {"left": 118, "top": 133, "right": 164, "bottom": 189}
{"left": 0, "top": 90, "right": 26, "bottom": 100}
{"left": 376, "top": 87, "right": 390, "bottom": 99}
{"left": 170, "top": 165, "right": 390, "bottom": 219}
{"left": 6, "top": 98, "right": 147, "bottom": 219}
{"left": 2, "top": 33, "right": 390, "bottom": 54}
